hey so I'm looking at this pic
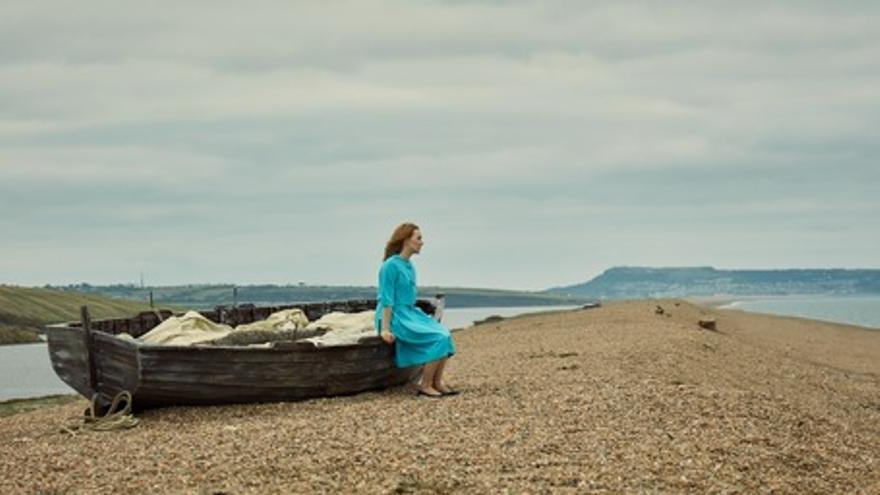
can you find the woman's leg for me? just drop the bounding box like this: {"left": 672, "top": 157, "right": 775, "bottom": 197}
{"left": 419, "top": 360, "right": 442, "bottom": 395}
{"left": 432, "top": 358, "right": 449, "bottom": 391}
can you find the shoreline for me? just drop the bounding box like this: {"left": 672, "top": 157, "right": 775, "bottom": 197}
{"left": 0, "top": 394, "right": 79, "bottom": 418}
{"left": 0, "top": 327, "right": 42, "bottom": 346}
{"left": 699, "top": 294, "right": 880, "bottom": 330}
{"left": 687, "top": 292, "right": 880, "bottom": 307}
{"left": 0, "top": 339, "right": 48, "bottom": 348}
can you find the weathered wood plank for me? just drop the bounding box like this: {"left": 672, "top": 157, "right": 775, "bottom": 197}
{"left": 132, "top": 367, "right": 417, "bottom": 407}
{"left": 140, "top": 366, "right": 409, "bottom": 388}
{"left": 140, "top": 360, "right": 395, "bottom": 386}
{"left": 140, "top": 352, "right": 394, "bottom": 372}
{"left": 134, "top": 389, "right": 328, "bottom": 407}
{"left": 138, "top": 345, "right": 390, "bottom": 364}
{"left": 94, "top": 334, "right": 141, "bottom": 395}
{"left": 80, "top": 306, "right": 99, "bottom": 395}
{"left": 44, "top": 298, "right": 435, "bottom": 408}
{"left": 45, "top": 326, "right": 91, "bottom": 396}
{"left": 139, "top": 372, "right": 410, "bottom": 399}
{"left": 93, "top": 332, "right": 139, "bottom": 354}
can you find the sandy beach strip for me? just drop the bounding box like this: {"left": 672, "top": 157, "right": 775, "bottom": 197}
{"left": 1, "top": 299, "right": 878, "bottom": 493}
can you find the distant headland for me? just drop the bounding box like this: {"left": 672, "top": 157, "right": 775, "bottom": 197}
{"left": 547, "top": 266, "right": 880, "bottom": 299}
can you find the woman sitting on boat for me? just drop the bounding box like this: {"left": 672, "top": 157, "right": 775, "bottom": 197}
{"left": 376, "top": 222, "right": 458, "bottom": 398}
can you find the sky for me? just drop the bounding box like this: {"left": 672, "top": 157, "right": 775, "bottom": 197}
{"left": 1, "top": 1, "right": 878, "bottom": 291}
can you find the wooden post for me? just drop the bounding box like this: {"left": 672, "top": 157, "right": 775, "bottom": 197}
{"left": 233, "top": 286, "right": 238, "bottom": 307}
{"left": 149, "top": 290, "right": 154, "bottom": 308}
{"left": 80, "top": 305, "right": 99, "bottom": 394}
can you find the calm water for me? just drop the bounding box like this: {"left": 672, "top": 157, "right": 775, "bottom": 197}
{"left": 0, "top": 305, "right": 577, "bottom": 401}
{"left": 722, "top": 295, "right": 880, "bottom": 329}
{"left": 0, "top": 343, "right": 73, "bottom": 401}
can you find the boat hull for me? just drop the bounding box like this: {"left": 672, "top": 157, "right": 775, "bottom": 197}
{"left": 45, "top": 299, "right": 438, "bottom": 409}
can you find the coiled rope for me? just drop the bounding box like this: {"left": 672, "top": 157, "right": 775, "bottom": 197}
{"left": 61, "top": 391, "right": 139, "bottom": 435}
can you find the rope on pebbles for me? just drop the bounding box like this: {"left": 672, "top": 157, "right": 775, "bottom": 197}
{"left": 61, "top": 391, "right": 140, "bottom": 435}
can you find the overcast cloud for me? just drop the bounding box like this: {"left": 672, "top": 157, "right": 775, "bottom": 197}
{"left": 1, "top": 1, "right": 878, "bottom": 290}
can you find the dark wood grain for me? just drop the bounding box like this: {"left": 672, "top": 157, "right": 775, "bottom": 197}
{"left": 80, "top": 306, "right": 99, "bottom": 395}
{"left": 45, "top": 298, "right": 436, "bottom": 409}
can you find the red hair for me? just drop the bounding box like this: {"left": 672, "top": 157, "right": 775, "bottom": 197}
{"left": 384, "top": 223, "right": 419, "bottom": 260}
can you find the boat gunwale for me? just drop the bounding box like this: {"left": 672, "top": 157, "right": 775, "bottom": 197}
{"left": 44, "top": 297, "right": 440, "bottom": 352}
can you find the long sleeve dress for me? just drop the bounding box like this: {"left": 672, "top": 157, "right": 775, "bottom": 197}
{"left": 374, "top": 254, "right": 455, "bottom": 368}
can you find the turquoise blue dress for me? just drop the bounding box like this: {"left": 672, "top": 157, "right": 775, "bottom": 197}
{"left": 375, "top": 255, "right": 455, "bottom": 368}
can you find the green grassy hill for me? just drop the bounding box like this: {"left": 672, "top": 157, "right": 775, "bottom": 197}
{"left": 0, "top": 286, "right": 159, "bottom": 345}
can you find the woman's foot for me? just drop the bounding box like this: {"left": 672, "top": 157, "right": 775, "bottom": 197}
{"left": 417, "top": 385, "right": 443, "bottom": 398}
{"left": 434, "top": 383, "right": 460, "bottom": 396}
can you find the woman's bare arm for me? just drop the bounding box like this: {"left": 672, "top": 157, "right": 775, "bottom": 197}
{"left": 381, "top": 306, "right": 395, "bottom": 343}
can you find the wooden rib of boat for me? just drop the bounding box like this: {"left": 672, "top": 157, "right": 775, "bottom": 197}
{"left": 44, "top": 298, "right": 443, "bottom": 410}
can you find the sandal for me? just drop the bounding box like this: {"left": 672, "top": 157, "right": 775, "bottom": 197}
{"left": 416, "top": 389, "right": 443, "bottom": 399}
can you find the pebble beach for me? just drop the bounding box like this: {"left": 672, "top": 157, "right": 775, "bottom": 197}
{"left": 2, "top": 299, "right": 879, "bottom": 493}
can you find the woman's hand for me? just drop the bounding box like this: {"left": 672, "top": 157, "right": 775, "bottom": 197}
{"left": 380, "top": 329, "right": 395, "bottom": 344}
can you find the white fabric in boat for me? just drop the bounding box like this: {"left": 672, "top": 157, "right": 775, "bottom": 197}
{"left": 234, "top": 309, "right": 309, "bottom": 332}
{"left": 133, "top": 309, "right": 309, "bottom": 346}
{"left": 121, "top": 308, "right": 373, "bottom": 347}
{"left": 137, "top": 311, "right": 234, "bottom": 346}
{"left": 302, "top": 310, "right": 376, "bottom": 347}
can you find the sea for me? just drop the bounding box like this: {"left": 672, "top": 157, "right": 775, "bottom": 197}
{"left": 720, "top": 295, "right": 880, "bottom": 329}
{"left": 0, "top": 305, "right": 579, "bottom": 402}
{"left": 0, "top": 342, "right": 71, "bottom": 402}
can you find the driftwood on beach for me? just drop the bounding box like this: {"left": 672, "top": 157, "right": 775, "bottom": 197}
{"left": 45, "top": 298, "right": 442, "bottom": 410}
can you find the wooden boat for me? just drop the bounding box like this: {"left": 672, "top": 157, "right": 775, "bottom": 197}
{"left": 44, "top": 298, "right": 443, "bottom": 410}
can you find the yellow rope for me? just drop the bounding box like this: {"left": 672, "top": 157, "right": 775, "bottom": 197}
{"left": 62, "top": 391, "right": 139, "bottom": 435}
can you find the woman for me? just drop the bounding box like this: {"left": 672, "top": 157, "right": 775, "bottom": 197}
{"left": 376, "top": 222, "right": 457, "bottom": 398}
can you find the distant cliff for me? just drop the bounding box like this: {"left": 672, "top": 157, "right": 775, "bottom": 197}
{"left": 547, "top": 267, "right": 880, "bottom": 298}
